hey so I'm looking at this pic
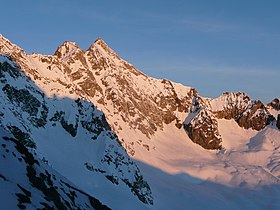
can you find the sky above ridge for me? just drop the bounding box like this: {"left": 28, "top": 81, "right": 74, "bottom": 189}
{"left": 1, "top": 0, "right": 279, "bottom": 102}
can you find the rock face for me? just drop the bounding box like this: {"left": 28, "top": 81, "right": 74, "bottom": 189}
{"left": 210, "top": 92, "right": 273, "bottom": 131}
{"left": 184, "top": 96, "right": 222, "bottom": 150}
{"left": 269, "top": 98, "right": 280, "bottom": 111}
{"left": 236, "top": 100, "right": 274, "bottom": 130}
{"left": 277, "top": 115, "right": 280, "bottom": 130}
{"left": 0, "top": 54, "right": 153, "bottom": 206}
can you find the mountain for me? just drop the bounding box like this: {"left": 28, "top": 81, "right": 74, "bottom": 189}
{"left": 0, "top": 36, "right": 152, "bottom": 209}
{"left": 1, "top": 34, "right": 280, "bottom": 209}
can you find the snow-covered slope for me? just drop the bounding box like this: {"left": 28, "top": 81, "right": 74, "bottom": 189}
{"left": 0, "top": 126, "right": 110, "bottom": 210}
{"left": 0, "top": 52, "right": 152, "bottom": 208}
{"left": 1, "top": 34, "right": 280, "bottom": 209}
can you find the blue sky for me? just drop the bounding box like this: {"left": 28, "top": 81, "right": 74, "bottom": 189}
{"left": 1, "top": 0, "right": 279, "bottom": 102}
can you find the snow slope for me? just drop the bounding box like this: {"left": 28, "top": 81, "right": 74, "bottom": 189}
{"left": 0, "top": 54, "right": 152, "bottom": 209}
{"left": 135, "top": 120, "right": 280, "bottom": 209}
{"left": 0, "top": 126, "right": 110, "bottom": 210}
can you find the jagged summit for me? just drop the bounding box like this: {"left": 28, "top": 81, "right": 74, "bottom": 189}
{"left": 54, "top": 41, "right": 83, "bottom": 59}
{"left": 0, "top": 34, "right": 25, "bottom": 56}
{"left": 87, "top": 37, "right": 120, "bottom": 59}
{"left": 0, "top": 34, "right": 117, "bottom": 61}
{"left": 269, "top": 98, "right": 280, "bottom": 111}
{"left": 94, "top": 37, "right": 106, "bottom": 44}
{"left": 0, "top": 34, "right": 20, "bottom": 51}
{"left": 0, "top": 34, "right": 8, "bottom": 42}
{"left": 0, "top": 34, "right": 10, "bottom": 43}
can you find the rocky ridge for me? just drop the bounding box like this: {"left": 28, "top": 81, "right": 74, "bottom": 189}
{"left": 0, "top": 51, "right": 153, "bottom": 206}
{"left": 267, "top": 98, "right": 280, "bottom": 129}
{"left": 210, "top": 92, "right": 274, "bottom": 131}
{"left": 268, "top": 98, "right": 280, "bottom": 111}
{"left": 0, "top": 34, "right": 278, "bottom": 153}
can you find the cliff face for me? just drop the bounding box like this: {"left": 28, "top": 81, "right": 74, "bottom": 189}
{"left": 184, "top": 96, "right": 222, "bottom": 150}
{"left": 277, "top": 115, "right": 280, "bottom": 129}
{"left": 210, "top": 92, "right": 274, "bottom": 131}
{"left": 269, "top": 98, "right": 280, "bottom": 111}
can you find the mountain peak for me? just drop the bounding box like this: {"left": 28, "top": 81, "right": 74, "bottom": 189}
{"left": 94, "top": 37, "right": 106, "bottom": 44}
{"left": 269, "top": 98, "right": 280, "bottom": 111}
{"left": 0, "top": 34, "right": 8, "bottom": 42}
{"left": 54, "top": 41, "right": 83, "bottom": 59}
{"left": 87, "top": 38, "right": 120, "bottom": 59}
{"left": 0, "top": 34, "right": 24, "bottom": 56}
{"left": 0, "top": 35, "right": 28, "bottom": 67}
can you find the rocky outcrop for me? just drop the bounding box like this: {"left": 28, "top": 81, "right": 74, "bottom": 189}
{"left": 211, "top": 92, "right": 273, "bottom": 131}
{"left": 184, "top": 96, "right": 222, "bottom": 150}
{"left": 269, "top": 98, "right": 280, "bottom": 111}
{"left": 211, "top": 92, "right": 250, "bottom": 119}
{"left": 236, "top": 100, "right": 274, "bottom": 130}
{"left": 277, "top": 114, "right": 280, "bottom": 130}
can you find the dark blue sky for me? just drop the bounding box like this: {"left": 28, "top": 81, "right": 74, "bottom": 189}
{"left": 1, "top": 0, "right": 279, "bottom": 102}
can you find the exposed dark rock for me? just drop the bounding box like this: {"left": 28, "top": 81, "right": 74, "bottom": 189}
{"left": 97, "top": 146, "right": 153, "bottom": 205}
{"left": 7, "top": 126, "right": 36, "bottom": 149}
{"left": 236, "top": 100, "right": 272, "bottom": 130}
{"left": 122, "top": 171, "right": 153, "bottom": 205}
{"left": 184, "top": 97, "right": 222, "bottom": 150}
{"left": 0, "top": 173, "right": 7, "bottom": 181}
{"left": 269, "top": 98, "right": 280, "bottom": 111}
{"left": 3, "top": 136, "right": 39, "bottom": 166}
{"left": 3, "top": 84, "right": 41, "bottom": 116}
{"left": 106, "top": 175, "right": 119, "bottom": 184}
{"left": 50, "top": 111, "right": 78, "bottom": 137}
{"left": 0, "top": 59, "right": 21, "bottom": 78}
{"left": 16, "top": 184, "right": 31, "bottom": 206}
{"left": 81, "top": 113, "right": 111, "bottom": 140}
{"left": 213, "top": 92, "right": 250, "bottom": 120}
{"left": 277, "top": 114, "right": 280, "bottom": 130}
{"left": 212, "top": 92, "right": 272, "bottom": 131}
{"left": 184, "top": 109, "right": 222, "bottom": 150}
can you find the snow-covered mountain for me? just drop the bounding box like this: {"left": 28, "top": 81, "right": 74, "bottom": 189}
{"left": 1, "top": 34, "right": 280, "bottom": 209}
{"left": 0, "top": 36, "right": 152, "bottom": 209}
